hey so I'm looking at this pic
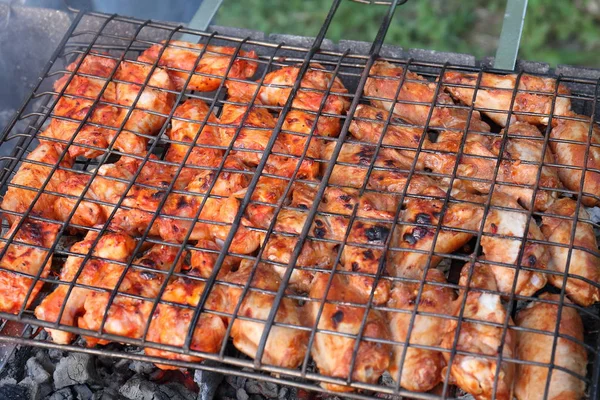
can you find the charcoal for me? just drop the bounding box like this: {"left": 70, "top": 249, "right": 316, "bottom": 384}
{"left": 0, "top": 377, "right": 18, "bottom": 386}
{"left": 47, "top": 350, "right": 65, "bottom": 364}
{"left": 236, "top": 388, "right": 249, "bottom": 400}
{"left": 225, "top": 375, "right": 246, "bottom": 390}
{"left": 33, "top": 351, "right": 56, "bottom": 375}
{"left": 128, "top": 362, "right": 154, "bottom": 376}
{"left": 215, "top": 382, "right": 236, "bottom": 400}
{"left": 72, "top": 385, "right": 94, "bottom": 400}
{"left": 47, "top": 388, "right": 75, "bottom": 400}
{"left": 194, "top": 368, "right": 222, "bottom": 400}
{"left": 90, "top": 388, "right": 120, "bottom": 400}
{"left": 119, "top": 375, "right": 157, "bottom": 400}
{"left": 19, "top": 376, "right": 52, "bottom": 400}
{"left": 159, "top": 383, "right": 196, "bottom": 400}
{"left": 244, "top": 381, "right": 260, "bottom": 395}
{"left": 261, "top": 382, "right": 278, "bottom": 399}
{"left": 120, "top": 374, "right": 196, "bottom": 400}
{"left": 277, "top": 387, "right": 288, "bottom": 400}
{"left": 53, "top": 354, "right": 99, "bottom": 389}
{"left": 0, "top": 383, "right": 29, "bottom": 400}
{"left": 26, "top": 358, "right": 51, "bottom": 384}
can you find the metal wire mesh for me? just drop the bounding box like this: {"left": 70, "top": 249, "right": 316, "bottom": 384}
{"left": 0, "top": 1, "right": 599, "bottom": 399}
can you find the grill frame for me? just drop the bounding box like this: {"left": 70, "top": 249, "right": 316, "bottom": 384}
{"left": 0, "top": 2, "right": 598, "bottom": 399}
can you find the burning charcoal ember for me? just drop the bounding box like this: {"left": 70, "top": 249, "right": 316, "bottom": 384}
{"left": 53, "top": 354, "right": 99, "bottom": 389}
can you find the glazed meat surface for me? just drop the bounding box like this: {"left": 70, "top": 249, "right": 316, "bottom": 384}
{"left": 307, "top": 272, "right": 391, "bottom": 392}
{"left": 541, "top": 198, "right": 600, "bottom": 306}
{"left": 442, "top": 70, "right": 571, "bottom": 127}
{"left": 139, "top": 41, "right": 258, "bottom": 92}
{"left": 441, "top": 263, "right": 516, "bottom": 400}
{"left": 514, "top": 293, "right": 587, "bottom": 400}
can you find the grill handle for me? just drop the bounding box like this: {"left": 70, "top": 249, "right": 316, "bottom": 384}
{"left": 494, "top": 0, "right": 528, "bottom": 70}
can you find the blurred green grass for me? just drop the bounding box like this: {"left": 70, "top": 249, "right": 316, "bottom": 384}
{"left": 216, "top": 0, "right": 600, "bottom": 67}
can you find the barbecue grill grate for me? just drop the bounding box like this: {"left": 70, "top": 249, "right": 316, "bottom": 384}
{"left": 0, "top": 1, "right": 599, "bottom": 399}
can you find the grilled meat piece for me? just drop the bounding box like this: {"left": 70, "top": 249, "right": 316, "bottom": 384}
{"left": 0, "top": 219, "right": 60, "bottom": 314}
{"left": 441, "top": 262, "right": 516, "bottom": 400}
{"left": 223, "top": 260, "right": 308, "bottom": 368}
{"left": 1, "top": 143, "right": 73, "bottom": 225}
{"left": 541, "top": 198, "right": 600, "bottom": 306}
{"left": 549, "top": 117, "right": 600, "bottom": 206}
{"left": 306, "top": 272, "right": 391, "bottom": 392}
{"left": 227, "top": 63, "right": 349, "bottom": 137}
{"left": 387, "top": 269, "right": 455, "bottom": 392}
{"left": 514, "top": 293, "right": 587, "bottom": 400}
{"left": 35, "top": 230, "right": 137, "bottom": 344}
{"left": 139, "top": 40, "right": 258, "bottom": 92}
{"left": 442, "top": 70, "right": 571, "bottom": 127}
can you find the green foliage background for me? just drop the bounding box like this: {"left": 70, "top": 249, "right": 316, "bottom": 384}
{"left": 216, "top": 0, "right": 600, "bottom": 67}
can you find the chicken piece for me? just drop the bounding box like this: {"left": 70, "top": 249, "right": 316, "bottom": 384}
{"left": 364, "top": 61, "right": 490, "bottom": 133}
{"left": 287, "top": 181, "right": 394, "bottom": 301}
{"left": 263, "top": 235, "right": 337, "bottom": 292}
{"left": 54, "top": 152, "right": 179, "bottom": 236}
{"left": 166, "top": 98, "right": 224, "bottom": 181}
{"left": 244, "top": 173, "right": 289, "bottom": 229}
{"left": 35, "top": 230, "right": 137, "bottom": 344}
{"left": 114, "top": 60, "right": 176, "bottom": 136}
{"left": 158, "top": 157, "right": 260, "bottom": 254}
{"left": 341, "top": 215, "right": 394, "bottom": 305}
{"left": 44, "top": 56, "right": 176, "bottom": 158}
{"left": 391, "top": 186, "right": 484, "bottom": 277}
{"left": 53, "top": 155, "right": 143, "bottom": 231}
{"left": 421, "top": 130, "right": 492, "bottom": 188}
{"left": 541, "top": 198, "right": 600, "bottom": 306}
{"left": 306, "top": 272, "right": 391, "bottom": 392}
{"left": 145, "top": 243, "right": 229, "bottom": 368}
{"left": 425, "top": 123, "right": 560, "bottom": 211}
{"left": 40, "top": 54, "right": 121, "bottom": 158}
{"left": 387, "top": 269, "right": 455, "bottom": 392}
{"left": 220, "top": 100, "right": 319, "bottom": 179}
{"left": 261, "top": 183, "right": 355, "bottom": 292}
{"left": 109, "top": 155, "right": 187, "bottom": 237}
{"left": 78, "top": 244, "right": 183, "bottom": 346}
{"left": 0, "top": 219, "right": 60, "bottom": 314}
{"left": 1, "top": 143, "right": 74, "bottom": 225}
{"left": 442, "top": 70, "right": 571, "bottom": 127}
{"left": 227, "top": 63, "right": 349, "bottom": 137}
{"left": 549, "top": 117, "right": 600, "bottom": 206}
{"left": 514, "top": 293, "right": 587, "bottom": 400}
{"left": 349, "top": 103, "right": 491, "bottom": 179}
{"left": 349, "top": 104, "right": 422, "bottom": 159}
{"left": 139, "top": 40, "right": 258, "bottom": 92}
{"left": 441, "top": 263, "right": 516, "bottom": 400}
{"left": 489, "top": 122, "right": 561, "bottom": 210}
{"left": 223, "top": 260, "right": 308, "bottom": 368}
{"left": 322, "top": 141, "right": 437, "bottom": 194}
{"left": 480, "top": 193, "right": 549, "bottom": 296}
